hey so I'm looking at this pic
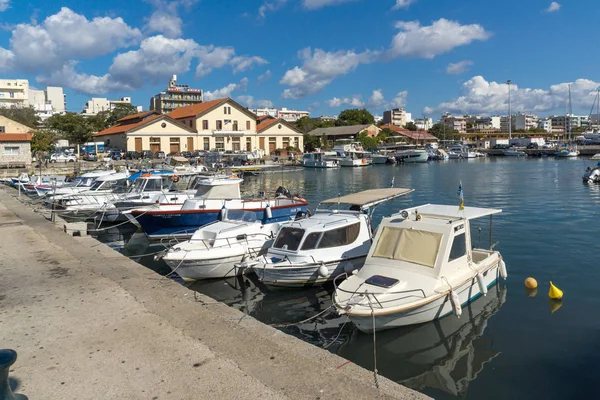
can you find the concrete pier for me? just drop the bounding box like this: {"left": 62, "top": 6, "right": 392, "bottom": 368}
{"left": 0, "top": 187, "right": 428, "bottom": 400}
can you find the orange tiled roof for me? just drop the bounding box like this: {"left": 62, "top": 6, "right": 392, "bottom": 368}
{"left": 257, "top": 118, "right": 281, "bottom": 132}
{"left": 257, "top": 115, "right": 273, "bottom": 122}
{"left": 166, "top": 98, "right": 228, "bottom": 119}
{"left": 0, "top": 133, "right": 32, "bottom": 141}
{"left": 118, "top": 110, "right": 159, "bottom": 122}
{"left": 93, "top": 114, "right": 162, "bottom": 137}
{"left": 380, "top": 124, "right": 437, "bottom": 140}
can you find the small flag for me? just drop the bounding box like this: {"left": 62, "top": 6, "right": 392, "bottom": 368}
{"left": 457, "top": 181, "right": 464, "bottom": 210}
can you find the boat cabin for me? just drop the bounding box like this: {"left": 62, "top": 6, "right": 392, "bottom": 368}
{"left": 87, "top": 172, "right": 130, "bottom": 193}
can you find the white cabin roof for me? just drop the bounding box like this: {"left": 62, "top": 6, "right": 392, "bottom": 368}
{"left": 321, "top": 188, "right": 413, "bottom": 209}
{"left": 397, "top": 204, "right": 502, "bottom": 220}
{"left": 95, "top": 172, "right": 130, "bottom": 181}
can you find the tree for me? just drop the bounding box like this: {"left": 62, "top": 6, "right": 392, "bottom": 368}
{"left": 303, "top": 134, "right": 321, "bottom": 152}
{"left": 428, "top": 123, "right": 458, "bottom": 140}
{"left": 106, "top": 104, "right": 138, "bottom": 127}
{"left": 47, "top": 113, "right": 94, "bottom": 147}
{"left": 404, "top": 122, "right": 417, "bottom": 131}
{"left": 0, "top": 105, "right": 40, "bottom": 128}
{"left": 337, "top": 108, "right": 375, "bottom": 126}
{"left": 377, "top": 128, "right": 395, "bottom": 142}
{"left": 356, "top": 131, "right": 378, "bottom": 149}
{"left": 30, "top": 130, "right": 58, "bottom": 154}
{"left": 295, "top": 116, "right": 321, "bottom": 134}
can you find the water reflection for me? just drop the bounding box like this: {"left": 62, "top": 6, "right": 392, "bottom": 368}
{"left": 338, "top": 283, "right": 507, "bottom": 399}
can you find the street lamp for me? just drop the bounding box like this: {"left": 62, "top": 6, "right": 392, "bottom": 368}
{"left": 507, "top": 80, "right": 512, "bottom": 140}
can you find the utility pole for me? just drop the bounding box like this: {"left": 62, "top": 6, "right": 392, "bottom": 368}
{"left": 507, "top": 80, "right": 512, "bottom": 141}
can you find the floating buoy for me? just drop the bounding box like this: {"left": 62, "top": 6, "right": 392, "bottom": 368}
{"left": 524, "top": 277, "right": 538, "bottom": 289}
{"left": 450, "top": 290, "right": 462, "bottom": 318}
{"left": 548, "top": 281, "right": 563, "bottom": 300}
{"left": 317, "top": 264, "right": 329, "bottom": 278}
{"left": 265, "top": 204, "right": 273, "bottom": 219}
{"left": 476, "top": 273, "right": 488, "bottom": 296}
{"left": 499, "top": 260, "right": 508, "bottom": 280}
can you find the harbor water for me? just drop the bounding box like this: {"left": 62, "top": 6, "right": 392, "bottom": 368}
{"left": 94, "top": 157, "right": 600, "bottom": 400}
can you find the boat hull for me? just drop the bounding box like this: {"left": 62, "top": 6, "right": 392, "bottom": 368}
{"left": 346, "top": 263, "right": 500, "bottom": 332}
{"left": 254, "top": 256, "right": 366, "bottom": 287}
{"left": 164, "top": 253, "right": 251, "bottom": 280}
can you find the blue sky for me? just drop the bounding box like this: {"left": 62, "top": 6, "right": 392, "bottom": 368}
{"left": 1, "top": 0, "right": 599, "bottom": 119}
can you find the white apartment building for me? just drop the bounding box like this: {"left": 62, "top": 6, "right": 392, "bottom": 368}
{"left": 514, "top": 112, "right": 538, "bottom": 131}
{"left": 538, "top": 118, "right": 552, "bottom": 132}
{"left": 29, "top": 86, "right": 66, "bottom": 121}
{"left": 251, "top": 108, "right": 279, "bottom": 118}
{"left": 0, "top": 79, "right": 30, "bottom": 108}
{"left": 82, "top": 97, "right": 141, "bottom": 115}
{"left": 277, "top": 107, "right": 309, "bottom": 122}
{"left": 414, "top": 117, "right": 433, "bottom": 130}
{"left": 550, "top": 114, "right": 588, "bottom": 132}
{"left": 382, "top": 108, "right": 408, "bottom": 127}
{"left": 441, "top": 113, "right": 467, "bottom": 134}
{"left": 473, "top": 116, "right": 501, "bottom": 131}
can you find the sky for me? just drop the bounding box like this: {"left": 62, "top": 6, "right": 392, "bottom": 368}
{"left": 1, "top": 0, "right": 599, "bottom": 120}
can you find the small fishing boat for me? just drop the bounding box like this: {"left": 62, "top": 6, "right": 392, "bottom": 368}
{"left": 554, "top": 148, "right": 579, "bottom": 158}
{"left": 503, "top": 149, "right": 527, "bottom": 157}
{"left": 38, "top": 170, "right": 115, "bottom": 198}
{"left": 160, "top": 211, "right": 306, "bottom": 281}
{"left": 330, "top": 141, "right": 371, "bottom": 167}
{"left": 302, "top": 152, "right": 339, "bottom": 168}
{"left": 333, "top": 204, "right": 507, "bottom": 332}
{"left": 252, "top": 188, "right": 413, "bottom": 287}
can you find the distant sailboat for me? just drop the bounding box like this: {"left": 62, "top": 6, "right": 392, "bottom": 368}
{"left": 555, "top": 84, "right": 579, "bottom": 157}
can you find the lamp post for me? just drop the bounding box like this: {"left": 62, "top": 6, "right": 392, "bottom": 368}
{"left": 507, "top": 80, "right": 512, "bottom": 140}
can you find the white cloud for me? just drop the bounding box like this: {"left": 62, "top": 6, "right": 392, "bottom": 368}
{"left": 387, "top": 18, "right": 491, "bottom": 59}
{"left": 391, "top": 0, "right": 416, "bottom": 10}
{"left": 0, "top": 47, "right": 15, "bottom": 70}
{"left": 145, "top": 0, "right": 198, "bottom": 37}
{"left": 237, "top": 95, "right": 274, "bottom": 109}
{"left": 231, "top": 55, "right": 268, "bottom": 73}
{"left": 426, "top": 76, "right": 600, "bottom": 115}
{"left": 369, "top": 89, "right": 385, "bottom": 106}
{"left": 110, "top": 35, "right": 199, "bottom": 89}
{"left": 387, "top": 90, "right": 408, "bottom": 108}
{"left": 37, "top": 62, "right": 123, "bottom": 95}
{"left": 302, "top": 0, "right": 358, "bottom": 9}
{"left": 0, "top": 0, "right": 9, "bottom": 12}
{"left": 327, "top": 95, "right": 365, "bottom": 108}
{"left": 258, "top": 0, "right": 288, "bottom": 18}
{"left": 204, "top": 78, "right": 249, "bottom": 101}
{"left": 545, "top": 2, "right": 561, "bottom": 12}
{"left": 446, "top": 60, "right": 473, "bottom": 75}
{"left": 280, "top": 47, "right": 378, "bottom": 99}
{"left": 1, "top": 7, "right": 141, "bottom": 73}
{"left": 258, "top": 69, "right": 272, "bottom": 83}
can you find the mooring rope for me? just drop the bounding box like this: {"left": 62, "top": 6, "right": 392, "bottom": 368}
{"left": 270, "top": 305, "right": 334, "bottom": 328}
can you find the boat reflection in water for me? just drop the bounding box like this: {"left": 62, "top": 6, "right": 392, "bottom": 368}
{"left": 337, "top": 283, "right": 507, "bottom": 399}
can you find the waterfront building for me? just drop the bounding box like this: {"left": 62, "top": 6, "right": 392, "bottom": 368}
{"left": 550, "top": 114, "right": 588, "bottom": 132}
{"left": 82, "top": 97, "right": 141, "bottom": 116}
{"left": 537, "top": 118, "right": 552, "bottom": 132}
{"left": 0, "top": 79, "right": 29, "bottom": 108}
{"left": 441, "top": 113, "right": 467, "bottom": 134}
{"left": 251, "top": 108, "right": 278, "bottom": 118}
{"left": 414, "top": 117, "right": 433, "bottom": 131}
{"left": 473, "top": 116, "right": 501, "bottom": 131}
{"left": 0, "top": 116, "right": 33, "bottom": 167}
{"left": 277, "top": 107, "right": 309, "bottom": 122}
{"left": 307, "top": 124, "right": 381, "bottom": 147}
{"left": 29, "top": 86, "right": 66, "bottom": 121}
{"left": 514, "top": 112, "right": 538, "bottom": 131}
{"left": 380, "top": 124, "right": 438, "bottom": 144}
{"left": 150, "top": 75, "right": 203, "bottom": 114}
{"left": 383, "top": 108, "right": 408, "bottom": 127}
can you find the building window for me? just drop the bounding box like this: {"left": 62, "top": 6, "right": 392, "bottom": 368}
{"left": 215, "top": 137, "right": 225, "bottom": 150}
{"left": 202, "top": 120, "right": 208, "bottom": 130}
{"left": 0, "top": 126, "right": 5, "bottom": 133}
{"left": 246, "top": 138, "right": 252, "bottom": 151}
{"left": 233, "top": 120, "right": 238, "bottom": 130}
{"left": 224, "top": 106, "right": 232, "bottom": 115}
{"left": 203, "top": 137, "right": 210, "bottom": 150}
{"left": 246, "top": 121, "right": 251, "bottom": 130}
{"left": 232, "top": 137, "right": 241, "bottom": 151}
{"left": 216, "top": 120, "right": 223, "bottom": 130}
{"left": 3, "top": 146, "right": 20, "bottom": 155}
{"left": 282, "top": 137, "right": 289, "bottom": 148}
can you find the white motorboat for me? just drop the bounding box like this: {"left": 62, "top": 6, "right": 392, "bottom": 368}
{"left": 252, "top": 188, "right": 413, "bottom": 287}
{"left": 54, "top": 172, "right": 131, "bottom": 214}
{"left": 394, "top": 149, "right": 429, "bottom": 163}
{"left": 39, "top": 170, "right": 116, "bottom": 198}
{"left": 333, "top": 204, "right": 507, "bottom": 332}
{"left": 330, "top": 141, "right": 371, "bottom": 167}
{"left": 554, "top": 148, "right": 579, "bottom": 157}
{"left": 583, "top": 163, "right": 600, "bottom": 183}
{"left": 503, "top": 149, "right": 527, "bottom": 157}
{"left": 161, "top": 214, "right": 299, "bottom": 281}
{"left": 447, "top": 146, "right": 477, "bottom": 159}
{"left": 302, "top": 152, "right": 339, "bottom": 168}
{"left": 368, "top": 152, "right": 389, "bottom": 165}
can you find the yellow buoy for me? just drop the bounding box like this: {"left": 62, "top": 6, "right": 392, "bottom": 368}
{"left": 524, "top": 277, "right": 538, "bottom": 289}
{"left": 548, "top": 281, "right": 563, "bottom": 300}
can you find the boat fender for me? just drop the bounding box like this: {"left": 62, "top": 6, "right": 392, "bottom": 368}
{"left": 318, "top": 265, "right": 329, "bottom": 278}
{"left": 476, "top": 272, "right": 487, "bottom": 296}
{"left": 450, "top": 290, "right": 462, "bottom": 318}
{"left": 265, "top": 204, "right": 273, "bottom": 219}
{"left": 499, "top": 259, "right": 508, "bottom": 280}
{"left": 172, "top": 175, "right": 179, "bottom": 183}
{"left": 220, "top": 205, "right": 228, "bottom": 221}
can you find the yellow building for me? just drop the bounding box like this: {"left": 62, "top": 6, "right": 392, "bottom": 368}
{"left": 93, "top": 98, "right": 304, "bottom": 155}
{"left": 0, "top": 115, "right": 32, "bottom": 134}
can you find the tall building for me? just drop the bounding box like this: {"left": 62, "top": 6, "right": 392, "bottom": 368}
{"left": 473, "top": 116, "right": 501, "bottom": 131}
{"left": 414, "top": 117, "right": 433, "bottom": 130}
{"left": 382, "top": 108, "right": 408, "bottom": 127}
{"left": 0, "top": 79, "right": 30, "bottom": 108}
{"left": 277, "top": 107, "right": 309, "bottom": 122}
{"left": 514, "top": 112, "right": 538, "bottom": 131}
{"left": 82, "top": 97, "right": 140, "bottom": 116}
{"left": 251, "top": 108, "right": 278, "bottom": 118}
{"left": 29, "top": 86, "right": 66, "bottom": 121}
{"left": 550, "top": 114, "right": 588, "bottom": 133}
{"left": 538, "top": 118, "right": 552, "bottom": 132}
{"left": 441, "top": 113, "right": 467, "bottom": 134}
{"left": 150, "top": 75, "right": 203, "bottom": 114}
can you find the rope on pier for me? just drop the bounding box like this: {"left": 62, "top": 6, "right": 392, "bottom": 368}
{"left": 322, "top": 315, "right": 350, "bottom": 349}
{"left": 270, "top": 305, "right": 333, "bottom": 328}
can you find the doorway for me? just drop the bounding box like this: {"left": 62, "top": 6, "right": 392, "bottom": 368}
{"left": 135, "top": 137, "right": 142, "bottom": 152}
{"left": 187, "top": 137, "right": 194, "bottom": 152}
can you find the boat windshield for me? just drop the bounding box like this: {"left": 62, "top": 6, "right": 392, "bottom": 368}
{"left": 273, "top": 227, "right": 305, "bottom": 251}
{"left": 226, "top": 210, "right": 259, "bottom": 223}
{"left": 372, "top": 226, "right": 442, "bottom": 268}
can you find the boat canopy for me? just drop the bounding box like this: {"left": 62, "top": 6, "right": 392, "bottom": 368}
{"left": 399, "top": 204, "right": 502, "bottom": 220}
{"left": 320, "top": 188, "right": 413, "bottom": 210}
{"left": 194, "top": 179, "right": 241, "bottom": 199}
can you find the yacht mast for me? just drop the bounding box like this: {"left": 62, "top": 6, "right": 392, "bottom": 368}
{"left": 568, "top": 84, "right": 573, "bottom": 143}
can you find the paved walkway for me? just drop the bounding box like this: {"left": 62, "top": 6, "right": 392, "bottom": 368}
{"left": 0, "top": 188, "right": 428, "bottom": 400}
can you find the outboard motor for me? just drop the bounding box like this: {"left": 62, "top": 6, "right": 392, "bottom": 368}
{"left": 275, "top": 186, "right": 292, "bottom": 198}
